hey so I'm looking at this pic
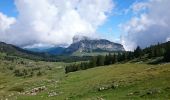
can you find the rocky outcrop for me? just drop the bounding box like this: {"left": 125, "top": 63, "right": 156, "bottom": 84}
{"left": 64, "top": 36, "right": 125, "bottom": 54}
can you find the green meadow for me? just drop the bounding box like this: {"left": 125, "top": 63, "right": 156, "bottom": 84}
{"left": 0, "top": 53, "right": 170, "bottom": 100}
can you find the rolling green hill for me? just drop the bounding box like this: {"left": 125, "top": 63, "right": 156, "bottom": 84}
{"left": 0, "top": 42, "right": 45, "bottom": 59}
{"left": 0, "top": 52, "right": 170, "bottom": 100}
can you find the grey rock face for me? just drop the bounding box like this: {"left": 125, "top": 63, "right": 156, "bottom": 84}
{"left": 65, "top": 36, "right": 125, "bottom": 54}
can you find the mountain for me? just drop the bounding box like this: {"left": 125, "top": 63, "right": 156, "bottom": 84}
{"left": 26, "top": 47, "right": 65, "bottom": 55}
{"left": 43, "top": 47, "right": 65, "bottom": 55}
{"left": 64, "top": 36, "right": 125, "bottom": 54}
{"left": 0, "top": 42, "right": 91, "bottom": 62}
{"left": 25, "top": 36, "right": 125, "bottom": 55}
{"left": 0, "top": 42, "right": 35, "bottom": 55}
{"left": 0, "top": 42, "right": 47, "bottom": 60}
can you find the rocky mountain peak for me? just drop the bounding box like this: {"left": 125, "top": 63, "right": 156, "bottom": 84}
{"left": 64, "top": 36, "right": 125, "bottom": 54}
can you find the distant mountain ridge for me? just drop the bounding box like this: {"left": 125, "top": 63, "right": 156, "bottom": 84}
{"left": 26, "top": 47, "right": 65, "bottom": 55}
{"left": 0, "top": 42, "right": 92, "bottom": 62}
{"left": 24, "top": 36, "right": 125, "bottom": 55}
{"left": 0, "top": 42, "right": 46, "bottom": 59}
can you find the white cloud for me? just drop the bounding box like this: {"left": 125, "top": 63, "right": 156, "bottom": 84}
{"left": 0, "top": 12, "right": 16, "bottom": 43}
{"left": 167, "top": 37, "right": 170, "bottom": 42}
{"left": 131, "top": 2, "right": 149, "bottom": 14}
{"left": 121, "top": 0, "right": 170, "bottom": 51}
{"left": 0, "top": 0, "right": 113, "bottom": 47}
{"left": 0, "top": 12, "right": 16, "bottom": 33}
{"left": 122, "top": 1, "right": 149, "bottom": 15}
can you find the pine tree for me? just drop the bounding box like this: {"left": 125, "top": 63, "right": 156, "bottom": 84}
{"left": 164, "top": 43, "right": 170, "bottom": 62}
{"left": 104, "top": 54, "right": 110, "bottom": 65}
{"left": 113, "top": 54, "right": 118, "bottom": 63}
{"left": 134, "top": 46, "right": 143, "bottom": 58}
{"left": 96, "top": 55, "right": 105, "bottom": 66}
{"left": 89, "top": 56, "right": 97, "bottom": 67}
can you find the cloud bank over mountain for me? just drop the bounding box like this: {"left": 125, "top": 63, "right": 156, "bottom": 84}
{"left": 0, "top": 0, "right": 113, "bottom": 47}
{"left": 121, "top": 0, "right": 170, "bottom": 51}
{"left": 1, "top": 0, "right": 170, "bottom": 51}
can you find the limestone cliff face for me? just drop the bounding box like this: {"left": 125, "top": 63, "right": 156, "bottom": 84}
{"left": 64, "top": 36, "right": 125, "bottom": 54}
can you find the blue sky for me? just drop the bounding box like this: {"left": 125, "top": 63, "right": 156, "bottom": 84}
{"left": 97, "top": 0, "right": 147, "bottom": 42}
{"left": 97, "top": 0, "right": 136, "bottom": 42}
{"left": 0, "top": 0, "right": 18, "bottom": 17}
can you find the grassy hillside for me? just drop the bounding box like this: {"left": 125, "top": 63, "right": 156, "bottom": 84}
{"left": 0, "top": 42, "right": 47, "bottom": 60}
{"left": 61, "top": 63, "right": 170, "bottom": 100}
{"left": 71, "top": 50, "right": 122, "bottom": 57}
{"left": 72, "top": 51, "right": 113, "bottom": 57}
{"left": 0, "top": 52, "right": 66, "bottom": 99}
{"left": 0, "top": 53, "right": 170, "bottom": 100}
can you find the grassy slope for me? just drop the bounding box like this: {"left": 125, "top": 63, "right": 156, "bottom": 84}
{"left": 0, "top": 53, "right": 66, "bottom": 99}
{"left": 56, "top": 63, "right": 170, "bottom": 100}
{"left": 72, "top": 51, "right": 110, "bottom": 56}
{"left": 0, "top": 53, "right": 170, "bottom": 100}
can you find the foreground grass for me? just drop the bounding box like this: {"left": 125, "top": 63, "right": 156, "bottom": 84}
{"left": 0, "top": 55, "right": 170, "bottom": 100}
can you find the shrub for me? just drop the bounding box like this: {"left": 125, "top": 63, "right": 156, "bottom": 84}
{"left": 37, "top": 71, "right": 42, "bottom": 76}
{"left": 9, "top": 86, "right": 24, "bottom": 92}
